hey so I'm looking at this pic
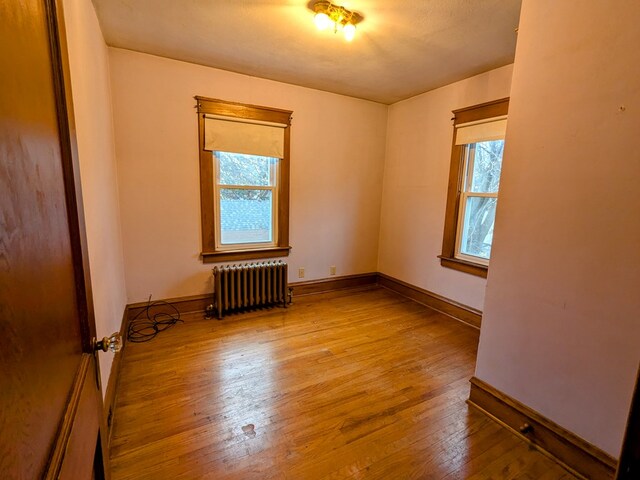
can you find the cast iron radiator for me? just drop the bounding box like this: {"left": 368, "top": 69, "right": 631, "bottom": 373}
{"left": 212, "top": 261, "right": 289, "bottom": 319}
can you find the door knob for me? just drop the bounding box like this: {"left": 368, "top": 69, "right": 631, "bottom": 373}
{"left": 94, "top": 332, "right": 122, "bottom": 353}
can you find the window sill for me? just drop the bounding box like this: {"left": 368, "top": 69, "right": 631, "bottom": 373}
{"left": 202, "top": 246, "right": 291, "bottom": 263}
{"left": 438, "top": 255, "right": 488, "bottom": 278}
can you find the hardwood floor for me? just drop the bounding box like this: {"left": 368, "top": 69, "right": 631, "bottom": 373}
{"left": 110, "top": 287, "right": 576, "bottom": 479}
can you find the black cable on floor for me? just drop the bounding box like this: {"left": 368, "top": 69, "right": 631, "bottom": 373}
{"left": 127, "top": 295, "right": 183, "bottom": 343}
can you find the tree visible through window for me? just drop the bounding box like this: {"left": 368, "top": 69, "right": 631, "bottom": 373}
{"left": 440, "top": 98, "right": 509, "bottom": 278}
{"left": 457, "top": 139, "right": 504, "bottom": 262}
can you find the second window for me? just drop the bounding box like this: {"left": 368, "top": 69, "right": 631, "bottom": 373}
{"left": 440, "top": 97, "right": 509, "bottom": 276}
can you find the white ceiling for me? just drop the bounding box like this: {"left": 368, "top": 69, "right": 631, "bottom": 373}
{"left": 92, "top": 0, "right": 522, "bottom": 104}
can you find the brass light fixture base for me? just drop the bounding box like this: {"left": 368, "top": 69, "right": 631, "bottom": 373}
{"left": 309, "top": 0, "right": 364, "bottom": 41}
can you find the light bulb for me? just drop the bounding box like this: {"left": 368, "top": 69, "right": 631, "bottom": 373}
{"left": 314, "top": 12, "right": 331, "bottom": 30}
{"left": 343, "top": 22, "right": 356, "bottom": 41}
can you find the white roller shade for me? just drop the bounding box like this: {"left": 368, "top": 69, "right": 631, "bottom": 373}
{"left": 455, "top": 116, "right": 507, "bottom": 145}
{"left": 204, "top": 115, "right": 286, "bottom": 158}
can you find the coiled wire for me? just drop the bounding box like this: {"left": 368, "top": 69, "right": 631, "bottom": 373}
{"left": 127, "top": 295, "right": 183, "bottom": 343}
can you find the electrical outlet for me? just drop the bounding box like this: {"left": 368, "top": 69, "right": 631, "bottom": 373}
{"left": 330, "top": 265, "right": 336, "bottom": 276}
{"left": 298, "top": 267, "right": 305, "bottom": 278}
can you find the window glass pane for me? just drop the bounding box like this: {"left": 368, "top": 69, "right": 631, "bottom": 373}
{"left": 220, "top": 189, "right": 273, "bottom": 244}
{"left": 217, "top": 151, "right": 274, "bottom": 186}
{"left": 460, "top": 196, "right": 497, "bottom": 259}
{"left": 469, "top": 140, "right": 504, "bottom": 193}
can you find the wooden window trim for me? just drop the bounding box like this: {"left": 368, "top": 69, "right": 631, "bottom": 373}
{"left": 196, "top": 96, "right": 292, "bottom": 263}
{"left": 440, "top": 97, "right": 509, "bottom": 278}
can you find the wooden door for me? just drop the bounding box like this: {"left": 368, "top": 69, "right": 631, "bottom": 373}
{"left": 0, "top": 0, "right": 109, "bottom": 478}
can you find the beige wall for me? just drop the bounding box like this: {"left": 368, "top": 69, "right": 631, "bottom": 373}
{"left": 109, "top": 49, "right": 388, "bottom": 303}
{"left": 378, "top": 65, "right": 513, "bottom": 311}
{"left": 476, "top": 0, "right": 640, "bottom": 456}
{"left": 63, "top": 0, "right": 128, "bottom": 393}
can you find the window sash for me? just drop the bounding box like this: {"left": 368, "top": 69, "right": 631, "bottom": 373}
{"left": 454, "top": 142, "right": 501, "bottom": 265}
{"left": 455, "top": 192, "right": 497, "bottom": 265}
{"left": 213, "top": 153, "right": 279, "bottom": 250}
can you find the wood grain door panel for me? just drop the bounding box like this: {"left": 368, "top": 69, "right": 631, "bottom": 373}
{"left": 54, "top": 354, "right": 101, "bottom": 480}
{"left": 0, "top": 0, "right": 107, "bottom": 477}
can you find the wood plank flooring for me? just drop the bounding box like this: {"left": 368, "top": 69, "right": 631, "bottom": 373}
{"left": 109, "top": 287, "right": 576, "bottom": 479}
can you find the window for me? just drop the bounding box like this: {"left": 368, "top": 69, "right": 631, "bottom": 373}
{"left": 440, "top": 98, "right": 509, "bottom": 277}
{"left": 196, "top": 96, "right": 292, "bottom": 262}
{"left": 215, "top": 152, "right": 277, "bottom": 247}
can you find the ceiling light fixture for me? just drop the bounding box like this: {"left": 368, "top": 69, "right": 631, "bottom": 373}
{"left": 311, "top": 1, "right": 363, "bottom": 42}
